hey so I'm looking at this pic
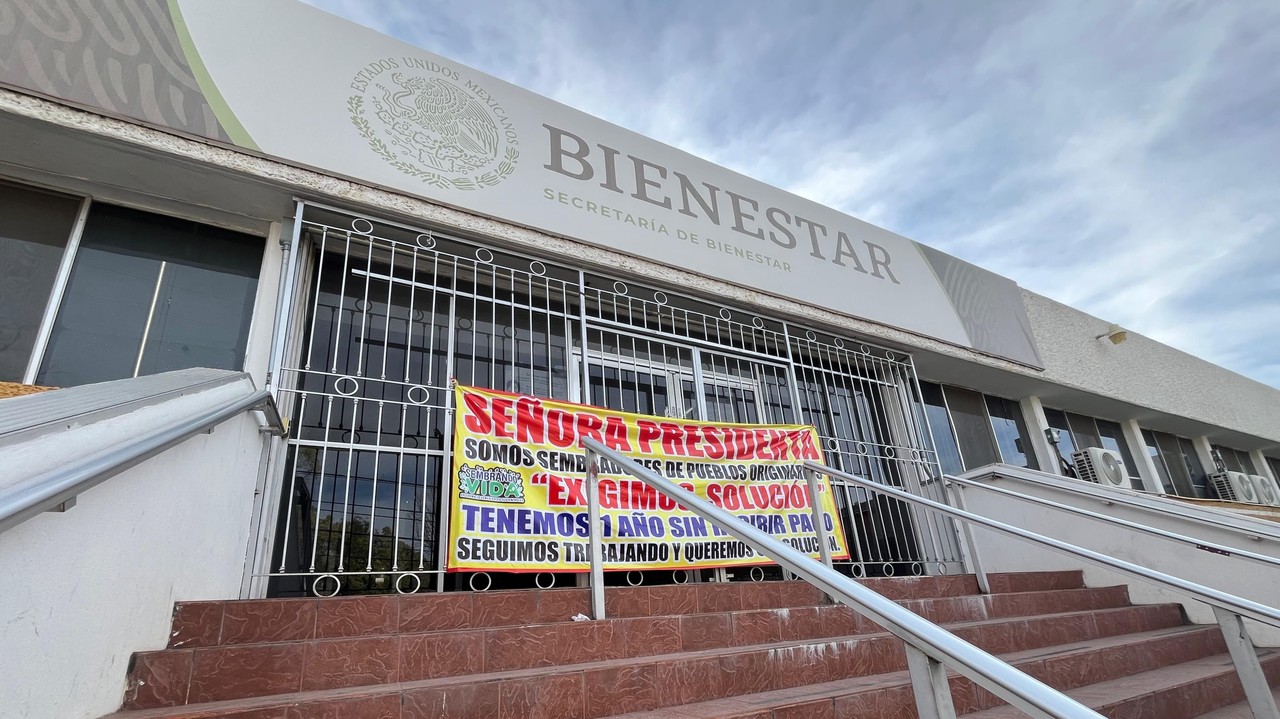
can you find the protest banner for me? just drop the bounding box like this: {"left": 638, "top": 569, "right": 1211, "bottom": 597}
{"left": 448, "top": 385, "right": 849, "bottom": 572}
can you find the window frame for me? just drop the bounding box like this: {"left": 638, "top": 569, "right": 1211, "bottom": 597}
{"left": 1, "top": 175, "right": 266, "bottom": 387}
{"left": 0, "top": 178, "right": 93, "bottom": 384}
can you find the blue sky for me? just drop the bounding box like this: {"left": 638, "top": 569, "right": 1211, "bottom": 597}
{"left": 306, "top": 0, "right": 1280, "bottom": 388}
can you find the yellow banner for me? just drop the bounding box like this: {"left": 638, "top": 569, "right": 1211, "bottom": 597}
{"left": 447, "top": 385, "right": 849, "bottom": 572}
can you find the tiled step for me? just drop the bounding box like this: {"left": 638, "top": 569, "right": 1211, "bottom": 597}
{"left": 110, "top": 602, "right": 1185, "bottom": 717}
{"left": 964, "top": 650, "right": 1280, "bottom": 719}
{"left": 124, "top": 585, "right": 1131, "bottom": 710}
{"left": 163, "top": 572, "right": 1084, "bottom": 649}
{"left": 1196, "top": 689, "right": 1280, "bottom": 718}
{"left": 605, "top": 625, "right": 1235, "bottom": 718}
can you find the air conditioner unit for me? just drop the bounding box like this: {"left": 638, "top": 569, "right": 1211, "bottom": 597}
{"left": 1249, "top": 474, "right": 1280, "bottom": 507}
{"left": 1072, "top": 447, "right": 1134, "bottom": 490}
{"left": 1210, "top": 471, "right": 1260, "bottom": 504}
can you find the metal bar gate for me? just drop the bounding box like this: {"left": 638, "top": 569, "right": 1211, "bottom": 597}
{"left": 259, "top": 203, "right": 964, "bottom": 596}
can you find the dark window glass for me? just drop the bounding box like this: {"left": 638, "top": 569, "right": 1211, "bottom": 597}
{"left": 1142, "top": 429, "right": 1174, "bottom": 492}
{"left": 985, "top": 395, "right": 1037, "bottom": 470}
{"left": 1066, "top": 413, "right": 1102, "bottom": 452}
{"left": 1095, "top": 420, "right": 1141, "bottom": 489}
{"left": 0, "top": 182, "right": 80, "bottom": 382}
{"left": 942, "top": 385, "right": 999, "bottom": 470}
{"left": 1154, "top": 431, "right": 1197, "bottom": 497}
{"left": 1267, "top": 457, "right": 1280, "bottom": 481}
{"left": 37, "top": 203, "right": 262, "bottom": 387}
{"left": 1043, "top": 408, "right": 1077, "bottom": 473}
{"left": 1214, "top": 445, "right": 1257, "bottom": 475}
{"left": 917, "top": 381, "right": 963, "bottom": 475}
{"left": 1178, "top": 437, "right": 1209, "bottom": 497}
{"left": 1213, "top": 445, "right": 1245, "bottom": 474}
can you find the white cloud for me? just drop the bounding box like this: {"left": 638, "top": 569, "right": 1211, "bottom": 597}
{"left": 305, "top": 0, "right": 1280, "bottom": 387}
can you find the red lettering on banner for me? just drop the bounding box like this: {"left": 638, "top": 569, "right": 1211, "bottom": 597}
{"left": 578, "top": 412, "right": 604, "bottom": 445}
{"left": 514, "top": 396, "right": 545, "bottom": 444}
{"left": 659, "top": 422, "right": 685, "bottom": 455}
{"left": 490, "top": 397, "right": 514, "bottom": 438}
{"left": 636, "top": 419, "right": 661, "bottom": 453}
{"left": 603, "top": 416, "right": 632, "bottom": 452}
{"left": 683, "top": 424, "right": 704, "bottom": 458}
{"left": 461, "top": 391, "right": 492, "bottom": 433}
{"left": 543, "top": 474, "right": 586, "bottom": 506}
{"left": 705, "top": 482, "right": 813, "bottom": 511}
{"left": 700, "top": 426, "right": 726, "bottom": 459}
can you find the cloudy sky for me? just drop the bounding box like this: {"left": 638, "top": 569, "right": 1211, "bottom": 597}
{"left": 306, "top": 0, "right": 1280, "bottom": 387}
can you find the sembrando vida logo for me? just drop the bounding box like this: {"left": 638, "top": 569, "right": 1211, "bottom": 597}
{"left": 348, "top": 56, "right": 519, "bottom": 191}
{"left": 457, "top": 464, "right": 526, "bottom": 503}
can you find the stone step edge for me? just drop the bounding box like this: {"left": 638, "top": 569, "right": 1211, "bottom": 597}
{"left": 109, "top": 607, "right": 1192, "bottom": 718}
{"left": 1196, "top": 688, "right": 1280, "bottom": 719}
{"left": 602, "top": 626, "right": 1239, "bottom": 718}
{"left": 135, "top": 592, "right": 1156, "bottom": 677}
{"left": 155, "top": 584, "right": 1131, "bottom": 652}
{"left": 962, "top": 650, "right": 1280, "bottom": 718}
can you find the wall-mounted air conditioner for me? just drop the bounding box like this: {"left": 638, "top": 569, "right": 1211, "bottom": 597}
{"left": 1072, "top": 447, "right": 1134, "bottom": 490}
{"left": 1249, "top": 474, "right": 1280, "bottom": 507}
{"left": 1211, "top": 471, "right": 1260, "bottom": 504}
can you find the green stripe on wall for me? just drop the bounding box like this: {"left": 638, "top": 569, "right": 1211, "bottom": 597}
{"left": 167, "top": 0, "right": 259, "bottom": 150}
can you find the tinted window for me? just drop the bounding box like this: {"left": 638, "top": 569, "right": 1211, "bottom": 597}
{"left": 1179, "top": 437, "right": 1208, "bottom": 497}
{"left": 985, "top": 395, "right": 1037, "bottom": 470}
{"left": 38, "top": 204, "right": 262, "bottom": 387}
{"left": 1043, "top": 408, "right": 1077, "bottom": 474}
{"left": 1155, "top": 432, "right": 1197, "bottom": 497}
{"left": 942, "top": 386, "right": 999, "bottom": 470}
{"left": 1142, "top": 429, "right": 1175, "bottom": 493}
{"left": 917, "top": 382, "right": 964, "bottom": 476}
{"left": 0, "top": 182, "right": 80, "bottom": 381}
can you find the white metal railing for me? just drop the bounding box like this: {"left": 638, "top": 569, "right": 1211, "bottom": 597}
{"left": 808, "top": 461, "right": 1280, "bottom": 719}
{"left": 970, "top": 464, "right": 1280, "bottom": 545}
{"left": 0, "top": 382, "right": 284, "bottom": 536}
{"left": 945, "top": 473, "right": 1280, "bottom": 571}
{"left": 581, "top": 437, "right": 1105, "bottom": 719}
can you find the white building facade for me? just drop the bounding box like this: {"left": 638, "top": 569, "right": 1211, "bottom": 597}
{"left": 1, "top": 0, "right": 1278, "bottom": 604}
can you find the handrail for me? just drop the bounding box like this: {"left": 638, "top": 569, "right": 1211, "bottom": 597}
{"left": 0, "top": 388, "right": 284, "bottom": 535}
{"left": 807, "top": 460, "right": 1280, "bottom": 719}
{"left": 946, "top": 474, "right": 1280, "bottom": 571}
{"left": 581, "top": 438, "right": 1104, "bottom": 719}
{"left": 967, "top": 464, "right": 1280, "bottom": 544}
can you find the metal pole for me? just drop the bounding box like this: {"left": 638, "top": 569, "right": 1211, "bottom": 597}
{"left": 947, "top": 483, "right": 991, "bottom": 594}
{"left": 585, "top": 446, "right": 606, "bottom": 620}
{"left": 906, "top": 644, "right": 960, "bottom": 719}
{"left": 1213, "top": 607, "right": 1280, "bottom": 719}
{"left": 586, "top": 439, "right": 1102, "bottom": 719}
{"left": 24, "top": 196, "right": 92, "bottom": 384}
{"left": 805, "top": 467, "right": 834, "bottom": 570}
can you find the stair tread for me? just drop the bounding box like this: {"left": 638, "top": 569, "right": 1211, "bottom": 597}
{"left": 163, "top": 580, "right": 1115, "bottom": 650}
{"left": 103, "top": 621, "right": 1209, "bottom": 718}
{"left": 1195, "top": 689, "right": 1280, "bottom": 718}
{"left": 964, "top": 650, "right": 1280, "bottom": 717}
{"left": 603, "top": 625, "right": 1225, "bottom": 717}
{"left": 139, "top": 588, "right": 1140, "bottom": 654}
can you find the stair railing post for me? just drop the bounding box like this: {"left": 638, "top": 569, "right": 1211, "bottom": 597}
{"left": 585, "top": 447, "right": 606, "bottom": 620}
{"left": 946, "top": 482, "right": 991, "bottom": 594}
{"left": 905, "top": 644, "right": 959, "bottom": 719}
{"left": 805, "top": 467, "right": 834, "bottom": 570}
{"left": 1212, "top": 606, "right": 1280, "bottom": 719}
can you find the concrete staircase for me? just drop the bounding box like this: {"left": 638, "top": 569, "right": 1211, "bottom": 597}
{"left": 103, "top": 571, "right": 1280, "bottom": 718}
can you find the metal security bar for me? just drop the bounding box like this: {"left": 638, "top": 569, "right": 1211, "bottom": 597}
{"left": 263, "top": 202, "right": 964, "bottom": 595}
{"left": 582, "top": 438, "right": 1104, "bottom": 719}
{"left": 809, "top": 462, "right": 1280, "bottom": 719}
